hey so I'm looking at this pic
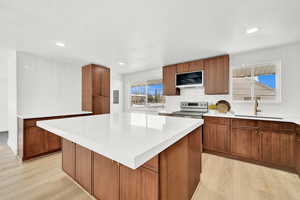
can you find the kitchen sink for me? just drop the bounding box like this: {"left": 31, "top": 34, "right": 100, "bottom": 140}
{"left": 234, "top": 114, "right": 283, "bottom": 120}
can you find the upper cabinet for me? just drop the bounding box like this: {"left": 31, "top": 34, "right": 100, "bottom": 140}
{"left": 163, "top": 65, "right": 179, "bottom": 96}
{"left": 162, "top": 55, "right": 229, "bottom": 96}
{"left": 176, "top": 63, "right": 190, "bottom": 74}
{"left": 204, "top": 55, "right": 229, "bottom": 95}
{"left": 189, "top": 60, "right": 204, "bottom": 72}
{"left": 82, "top": 64, "right": 110, "bottom": 114}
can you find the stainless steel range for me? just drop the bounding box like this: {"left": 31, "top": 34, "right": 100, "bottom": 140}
{"left": 172, "top": 101, "right": 208, "bottom": 118}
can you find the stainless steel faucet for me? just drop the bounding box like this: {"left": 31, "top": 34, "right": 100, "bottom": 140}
{"left": 254, "top": 97, "right": 262, "bottom": 115}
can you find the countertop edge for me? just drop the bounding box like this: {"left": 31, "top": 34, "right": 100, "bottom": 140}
{"left": 17, "top": 111, "right": 92, "bottom": 119}
{"left": 37, "top": 119, "right": 204, "bottom": 170}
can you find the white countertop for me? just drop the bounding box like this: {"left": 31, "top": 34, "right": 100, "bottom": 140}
{"left": 17, "top": 111, "right": 92, "bottom": 119}
{"left": 159, "top": 110, "right": 300, "bottom": 125}
{"left": 203, "top": 111, "right": 300, "bottom": 125}
{"left": 37, "top": 112, "right": 203, "bottom": 169}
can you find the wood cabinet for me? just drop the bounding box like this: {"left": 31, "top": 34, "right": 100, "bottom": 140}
{"left": 24, "top": 127, "right": 46, "bottom": 158}
{"left": 204, "top": 55, "right": 229, "bottom": 95}
{"left": 203, "top": 117, "right": 230, "bottom": 153}
{"left": 203, "top": 118, "right": 298, "bottom": 172}
{"left": 296, "top": 132, "right": 300, "bottom": 176}
{"left": 93, "top": 153, "right": 120, "bottom": 200}
{"left": 18, "top": 114, "right": 90, "bottom": 161}
{"left": 163, "top": 65, "right": 179, "bottom": 96}
{"left": 62, "top": 139, "right": 76, "bottom": 179}
{"left": 189, "top": 60, "right": 204, "bottom": 72}
{"left": 260, "top": 121, "right": 295, "bottom": 168}
{"left": 176, "top": 63, "right": 190, "bottom": 73}
{"left": 45, "top": 131, "right": 61, "bottom": 152}
{"left": 160, "top": 127, "right": 201, "bottom": 200}
{"left": 82, "top": 64, "right": 110, "bottom": 114}
{"left": 62, "top": 127, "right": 202, "bottom": 200}
{"left": 231, "top": 125, "right": 261, "bottom": 161}
{"left": 162, "top": 55, "right": 228, "bottom": 96}
{"left": 120, "top": 165, "right": 159, "bottom": 200}
{"left": 76, "top": 144, "right": 92, "bottom": 193}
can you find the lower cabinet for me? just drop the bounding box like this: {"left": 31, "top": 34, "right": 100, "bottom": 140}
{"left": 76, "top": 145, "right": 92, "bottom": 193}
{"left": 24, "top": 127, "right": 46, "bottom": 158}
{"left": 296, "top": 130, "right": 300, "bottom": 176}
{"left": 205, "top": 118, "right": 298, "bottom": 171}
{"left": 203, "top": 117, "right": 230, "bottom": 153}
{"left": 62, "top": 128, "right": 201, "bottom": 200}
{"left": 261, "top": 129, "right": 295, "bottom": 167}
{"left": 119, "top": 165, "right": 158, "bottom": 200}
{"left": 231, "top": 126, "right": 261, "bottom": 161}
{"left": 62, "top": 139, "right": 76, "bottom": 179}
{"left": 93, "top": 153, "right": 120, "bottom": 200}
{"left": 45, "top": 131, "right": 61, "bottom": 152}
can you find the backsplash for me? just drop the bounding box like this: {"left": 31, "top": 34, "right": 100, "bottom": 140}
{"left": 165, "top": 87, "right": 297, "bottom": 116}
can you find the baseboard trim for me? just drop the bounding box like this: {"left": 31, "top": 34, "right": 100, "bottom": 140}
{"left": 7, "top": 140, "right": 17, "bottom": 155}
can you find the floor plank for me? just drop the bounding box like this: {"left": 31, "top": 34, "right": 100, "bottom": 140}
{"left": 0, "top": 141, "right": 299, "bottom": 200}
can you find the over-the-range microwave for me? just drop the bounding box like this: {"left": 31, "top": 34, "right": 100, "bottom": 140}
{"left": 176, "top": 71, "right": 203, "bottom": 88}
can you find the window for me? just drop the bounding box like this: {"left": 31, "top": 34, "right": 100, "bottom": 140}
{"left": 232, "top": 61, "right": 281, "bottom": 102}
{"left": 130, "top": 80, "right": 165, "bottom": 110}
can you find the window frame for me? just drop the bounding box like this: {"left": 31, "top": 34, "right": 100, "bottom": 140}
{"left": 129, "top": 79, "right": 165, "bottom": 111}
{"left": 231, "top": 60, "right": 282, "bottom": 103}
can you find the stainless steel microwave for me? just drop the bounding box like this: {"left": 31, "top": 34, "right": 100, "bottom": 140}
{"left": 176, "top": 71, "right": 203, "bottom": 88}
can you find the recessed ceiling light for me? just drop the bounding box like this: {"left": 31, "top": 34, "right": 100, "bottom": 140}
{"left": 119, "top": 62, "right": 126, "bottom": 66}
{"left": 246, "top": 27, "right": 259, "bottom": 34}
{"left": 55, "top": 42, "right": 65, "bottom": 47}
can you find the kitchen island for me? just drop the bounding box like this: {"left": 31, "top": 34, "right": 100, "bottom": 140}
{"left": 37, "top": 113, "right": 203, "bottom": 200}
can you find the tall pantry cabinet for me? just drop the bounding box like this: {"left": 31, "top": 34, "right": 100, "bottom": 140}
{"left": 82, "top": 64, "right": 110, "bottom": 114}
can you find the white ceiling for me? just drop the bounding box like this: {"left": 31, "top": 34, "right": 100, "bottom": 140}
{"left": 0, "top": 0, "right": 300, "bottom": 74}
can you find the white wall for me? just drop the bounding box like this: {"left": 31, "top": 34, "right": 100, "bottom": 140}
{"left": 124, "top": 43, "right": 300, "bottom": 116}
{"left": 17, "top": 52, "right": 124, "bottom": 114}
{"left": 110, "top": 71, "right": 124, "bottom": 113}
{"left": 17, "top": 52, "right": 84, "bottom": 114}
{"left": 7, "top": 50, "right": 18, "bottom": 154}
{"left": 0, "top": 49, "right": 9, "bottom": 132}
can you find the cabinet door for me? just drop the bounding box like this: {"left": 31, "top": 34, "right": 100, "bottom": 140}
{"left": 24, "top": 127, "right": 46, "bottom": 158}
{"left": 120, "top": 165, "right": 159, "bottom": 200}
{"left": 93, "top": 96, "right": 110, "bottom": 114}
{"left": 204, "top": 55, "right": 229, "bottom": 95}
{"left": 176, "top": 63, "right": 190, "bottom": 74}
{"left": 75, "top": 144, "right": 92, "bottom": 194}
{"left": 93, "top": 153, "right": 119, "bottom": 200}
{"left": 203, "top": 123, "right": 229, "bottom": 153}
{"left": 203, "top": 117, "right": 230, "bottom": 153}
{"left": 189, "top": 60, "right": 204, "bottom": 72}
{"left": 261, "top": 131, "right": 295, "bottom": 167}
{"left": 231, "top": 128, "right": 260, "bottom": 160}
{"left": 82, "top": 65, "right": 93, "bottom": 112}
{"left": 93, "top": 66, "right": 110, "bottom": 97}
{"left": 163, "top": 65, "right": 179, "bottom": 96}
{"left": 62, "top": 139, "right": 76, "bottom": 179}
{"left": 45, "top": 131, "right": 61, "bottom": 152}
{"left": 296, "top": 135, "right": 300, "bottom": 175}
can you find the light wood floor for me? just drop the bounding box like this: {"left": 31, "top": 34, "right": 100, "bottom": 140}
{"left": 0, "top": 143, "right": 299, "bottom": 200}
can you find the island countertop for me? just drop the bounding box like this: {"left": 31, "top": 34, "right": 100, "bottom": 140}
{"left": 37, "top": 112, "right": 203, "bottom": 169}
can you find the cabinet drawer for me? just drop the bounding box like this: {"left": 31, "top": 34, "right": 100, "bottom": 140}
{"left": 24, "top": 119, "right": 37, "bottom": 128}
{"left": 142, "top": 156, "right": 159, "bottom": 172}
{"left": 272, "top": 122, "right": 295, "bottom": 133}
{"left": 204, "top": 116, "right": 229, "bottom": 125}
{"left": 296, "top": 125, "right": 300, "bottom": 135}
{"left": 232, "top": 119, "right": 257, "bottom": 129}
